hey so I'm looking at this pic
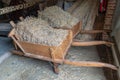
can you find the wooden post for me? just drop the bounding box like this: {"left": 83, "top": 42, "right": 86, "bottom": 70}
{"left": 50, "top": 48, "right": 59, "bottom": 74}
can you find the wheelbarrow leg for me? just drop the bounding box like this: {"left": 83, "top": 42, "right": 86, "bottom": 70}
{"left": 53, "top": 63, "right": 59, "bottom": 74}
{"left": 13, "top": 41, "right": 18, "bottom": 50}
{"left": 49, "top": 48, "right": 60, "bottom": 74}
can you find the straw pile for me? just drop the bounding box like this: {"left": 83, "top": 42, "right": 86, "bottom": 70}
{"left": 38, "top": 6, "right": 79, "bottom": 29}
{"left": 15, "top": 16, "right": 69, "bottom": 46}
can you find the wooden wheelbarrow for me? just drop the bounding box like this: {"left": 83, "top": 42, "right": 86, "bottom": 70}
{"left": 8, "top": 21, "right": 117, "bottom": 74}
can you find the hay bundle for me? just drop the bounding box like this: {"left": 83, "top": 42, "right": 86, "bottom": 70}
{"left": 15, "top": 16, "right": 69, "bottom": 46}
{"left": 38, "top": 6, "right": 79, "bottom": 29}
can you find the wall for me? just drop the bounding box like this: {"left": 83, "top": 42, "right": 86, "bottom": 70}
{"left": 112, "top": 0, "right": 120, "bottom": 79}
{"left": 112, "top": 0, "right": 120, "bottom": 52}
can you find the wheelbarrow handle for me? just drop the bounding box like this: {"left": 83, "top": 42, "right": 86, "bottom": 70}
{"left": 63, "top": 60, "right": 118, "bottom": 70}
{"left": 8, "top": 28, "right": 15, "bottom": 37}
{"left": 72, "top": 41, "right": 114, "bottom": 46}
{"left": 11, "top": 50, "right": 118, "bottom": 70}
{"left": 80, "top": 30, "right": 111, "bottom": 34}
{"left": 10, "top": 21, "right": 16, "bottom": 28}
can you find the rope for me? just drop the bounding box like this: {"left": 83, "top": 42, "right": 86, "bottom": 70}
{"left": 0, "top": 0, "right": 40, "bottom": 15}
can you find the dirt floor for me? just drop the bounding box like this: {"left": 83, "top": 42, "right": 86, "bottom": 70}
{"left": 0, "top": 37, "right": 106, "bottom": 80}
